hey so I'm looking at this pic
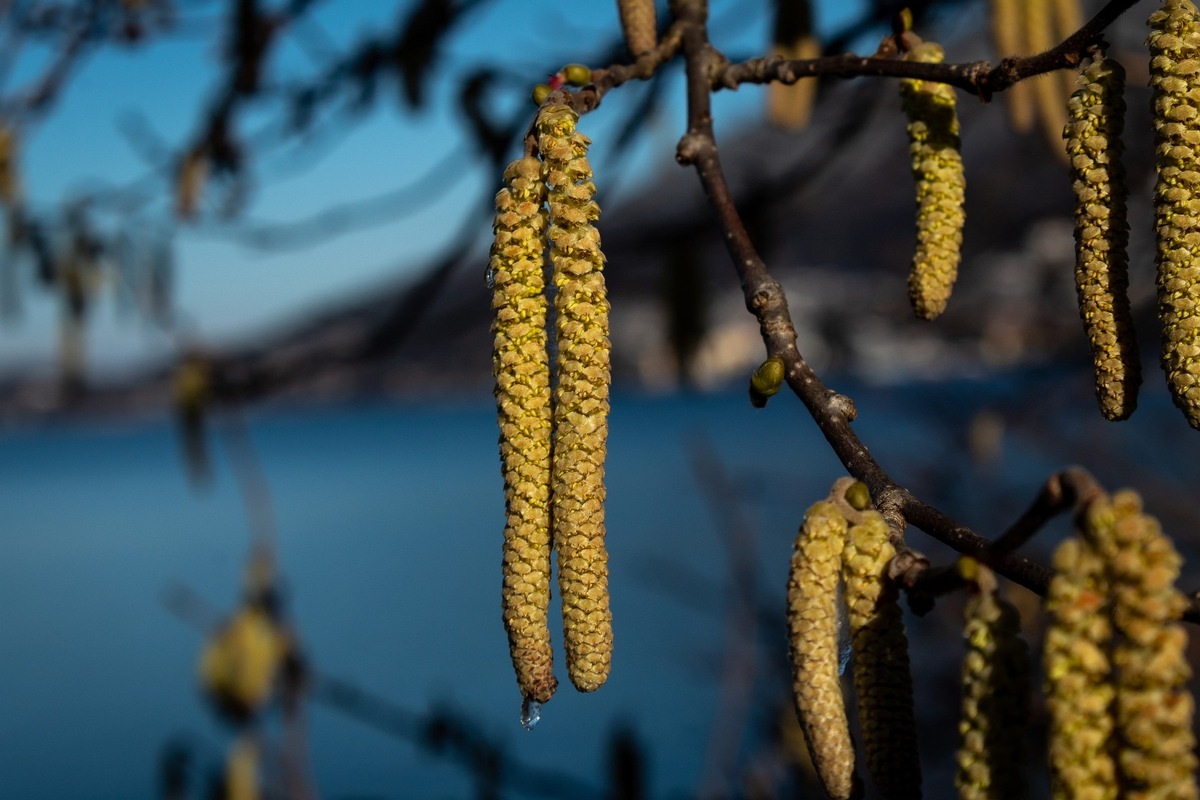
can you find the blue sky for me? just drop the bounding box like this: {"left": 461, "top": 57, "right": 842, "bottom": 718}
{"left": 0, "top": 0, "right": 868, "bottom": 378}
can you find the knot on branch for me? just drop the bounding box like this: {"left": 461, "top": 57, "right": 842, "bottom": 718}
{"left": 675, "top": 131, "right": 706, "bottom": 165}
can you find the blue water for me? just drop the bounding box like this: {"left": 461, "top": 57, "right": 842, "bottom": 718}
{"left": 1, "top": 377, "right": 1197, "bottom": 799}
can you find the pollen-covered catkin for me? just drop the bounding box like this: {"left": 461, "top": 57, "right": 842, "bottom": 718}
{"left": 1083, "top": 491, "right": 1198, "bottom": 799}
{"left": 1064, "top": 55, "right": 1140, "bottom": 420}
{"left": 842, "top": 510, "right": 921, "bottom": 800}
{"left": 1044, "top": 535, "right": 1117, "bottom": 800}
{"left": 538, "top": 104, "right": 614, "bottom": 694}
{"left": 491, "top": 155, "right": 557, "bottom": 705}
{"left": 955, "top": 561, "right": 1030, "bottom": 800}
{"left": 900, "top": 41, "right": 966, "bottom": 320}
{"left": 1149, "top": 0, "right": 1200, "bottom": 428}
{"left": 990, "top": 0, "right": 1035, "bottom": 132}
{"left": 788, "top": 499, "right": 858, "bottom": 800}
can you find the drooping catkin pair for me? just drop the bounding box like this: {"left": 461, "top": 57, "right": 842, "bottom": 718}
{"left": 900, "top": 41, "right": 966, "bottom": 321}
{"left": 787, "top": 479, "right": 920, "bottom": 799}
{"left": 1150, "top": 0, "right": 1200, "bottom": 429}
{"left": 955, "top": 559, "right": 1031, "bottom": 800}
{"left": 1064, "top": 54, "right": 1141, "bottom": 421}
{"left": 491, "top": 103, "right": 612, "bottom": 707}
{"left": 1045, "top": 490, "right": 1197, "bottom": 799}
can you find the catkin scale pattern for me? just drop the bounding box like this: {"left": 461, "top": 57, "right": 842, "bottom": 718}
{"left": 1065, "top": 56, "right": 1140, "bottom": 421}
{"left": 787, "top": 500, "right": 857, "bottom": 800}
{"left": 491, "top": 156, "right": 557, "bottom": 705}
{"left": 900, "top": 42, "right": 967, "bottom": 320}
{"left": 1150, "top": 0, "right": 1200, "bottom": 428}
{"left": 842, "top": 512, "right": 922, "bottom": 800}
{"left": 956, "top": 566, "right": 1030, "bottom": 800}
{"left": 539, "top": 105, "right": 614, "bottom": 694}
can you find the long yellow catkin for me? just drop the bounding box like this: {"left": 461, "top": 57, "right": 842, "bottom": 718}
{"left": 1149, "top": 0, "right": 1200, "bottom": 428}
{"left": 1064, "top": 55, "right": 1140, "bottom": 421}
{"left": 787, "top": 499, "right": 858, "bottom": 800}
{"left": 491, "top": 155, "right": 557, "bottom": 705}
{"left": 842, "top": 510, "right": 922, "bottom": 800}
{"left": 1084, "top": 491, "right": 1198, "bottom": 799}
{"left": 538, "top": 104, "right": 614, "bottom": 693}
{"left": 1045, "top": 536, "right": 1117, "bottom": 800}
{"left": 900, "top": 41, "right": 966, "bottom": 320}
{"left": 955, "top": 560, "right": 1030, "bottom": 800}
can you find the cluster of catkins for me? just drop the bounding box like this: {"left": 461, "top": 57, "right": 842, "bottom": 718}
{"left": 1057, "top": 0, "right": 1200, "bottom": 428}
{"left": 1045, "top": 490, "right": 1197, "bottom": 799}
{"left": 491, "top": 103, "right": 613, "bottom": 712}
{"left": 787, "top": 479, "right": 921, "bottom": 800}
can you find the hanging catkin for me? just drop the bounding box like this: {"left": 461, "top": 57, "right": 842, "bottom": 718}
{"left": 538, "top": 104, "right": 614, "bottom": 694}
{"left": 955, "top": 559, "right": 1030, "bottom": 800}
{"left": 842, "top": 508, "right": 922, "bottom": 800}
{"left": 1149, "top": 0, "right": 1200, "bottom": 429}
{"left": 990, "top": 0, "right": 1036, "bottom": 132}
{"left": 900, "top": 41, "right": 966, "bottom": 320}
{"left": 1064, "top": 54, "right": 1140, "bottom": 420}
{"left": 491, "top": 155, "right": 557, "bottom": 705}
{"left": 787, "top": 498, "right": 858, "bottom": 800}
{"left": 1045, "top": 535, "right": 1117, "bottom": 800}
{"left": 1084, "top": 491, "right": 1198, "bottom": 799}
{"left": 617, "top": 0, "right": 657, "bottom": 57}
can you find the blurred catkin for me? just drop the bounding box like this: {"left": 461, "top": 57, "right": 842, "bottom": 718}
{"left": 200, "top": 606, "right": 289, "bottom": 721}
{"left": 538, "top": 104, "right": 614, "bottom": 693}
{"left": 225, "top": 737, "right": 260, "bottom": 800}
{"left": 491, "top": 155, "right": 557, "bottom": 705}
{"left": 788, "top": 499, "right": 858, "bottom": 800}
{"left": 617, "top": 0, "right": 656, "bottom": 57}
{"left": 767, "top": 0, "right": 820, "bottom": 131}
{"left": 842, "top": 510, "right": 921, "bottom": 800}
{"left": 990, "top": 0, "right": 1035, "bottom": 132}
{"left": 1083, "top": 491, "right": 1198, "bottom": 799}
{"left": 1064, "top": 55, "right": 1140, "bottom": 420}
{"left": 1149, "top": 0, "right": 1200, "bottom": 428}
{"left": 900, "top": 41, "right": 966, "bottom": 320}
{"left": 955, "top": 562, "right": 1030, "bottom": 800}
{"left": 1045, "top": 536, "right": 1117, "bottom": 800}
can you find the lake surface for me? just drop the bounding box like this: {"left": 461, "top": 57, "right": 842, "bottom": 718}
{"left": 1, "top": 375, "right": 1196, "bottom": 799}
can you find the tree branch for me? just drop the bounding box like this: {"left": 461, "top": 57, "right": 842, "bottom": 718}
{"left": 712, "top": 0, "right": 1141, "bottom": 101}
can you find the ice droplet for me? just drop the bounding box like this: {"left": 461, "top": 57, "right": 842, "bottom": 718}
{"left": 838, "top": 640, "right": 853, "bottom": 677}
{"left": 485, "top": 266, "right": 496, "bottom": 289}
{"left": 520, "top": 697, "right": 541, "bottom": 731}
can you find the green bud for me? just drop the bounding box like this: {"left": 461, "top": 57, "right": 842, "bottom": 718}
{"left": 844, "top": 480, "right": 872, "bottom": 511}
{"left": 563, "top": 64, "right": 592, "bottom": 87}
{"left": 749, "top": 356, "right": 786, "bottom": 408}
{"left": 531, "top": 84, "right": 552, "bottom": 105}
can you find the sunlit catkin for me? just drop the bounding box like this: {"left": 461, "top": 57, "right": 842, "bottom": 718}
{"left": 788, "top": 499, "right": 858, "bottom": 800}
{"left": 1150, "top": 0, "right": 1200, "bottom": 428}
{"left": 538, "top": 104, "right": 613, "bottom": 693}
{"left": 900, "top": 41, "right": 966, "bottom": 320}
{"left": 1084, "top": 491, "right": 1198, "bottom": 799}
{"left": 1045, "top": 536, "right": 1117, "bottom": 800}
{"left": 1064, "top": 55, "right": 1140, "bottom": 420}
{"left": 955, "top": 560, "right": 1030, "bottom": 800}
{"left": 491, "top": 155, "right": 557, "bottom": 705}
{"left": 842, "top": 509, "right": 921, "bottom": 800}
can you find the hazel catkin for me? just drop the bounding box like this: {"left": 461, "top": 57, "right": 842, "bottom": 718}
{"left": 538, "top": 104, "right": 614, "bottom": 694}
{"left": 1044, "top": 534, "right": 1117, "bottom": 800}
{"left": 955, "top": 560, "right": 1030, "bottom": 800}
{"left": 1150, "top": 0, "right": 1200, "bottom": 428}
{"left": 491, "top": 155, "right": 557, "bottom": 705}
{"left": 788, "top": 499, "right": 858, "bottom": 800}
{"left": 1083, "top": 491, "right": 1198, "bottom": 799}
{"left": 900, "top": 41, "right": 966, "bottom": 320}
{"left": 1064, "top": 54, "right": 1140, "bottom": 420}
{"left": 842, "top": 510, "right": 921, "bottom": 800}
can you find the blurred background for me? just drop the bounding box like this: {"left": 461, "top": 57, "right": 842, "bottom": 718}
{"left": 2, "top": 0, "right": 1199, "bottom": 798}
